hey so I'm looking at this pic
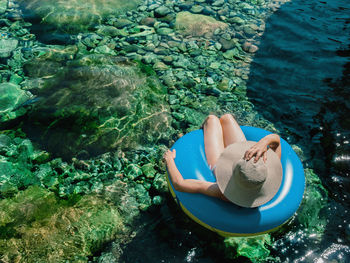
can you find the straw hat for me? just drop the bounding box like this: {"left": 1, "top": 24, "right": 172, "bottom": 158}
{"left": 215, "top": 141, "right": 282, "bottom": 208}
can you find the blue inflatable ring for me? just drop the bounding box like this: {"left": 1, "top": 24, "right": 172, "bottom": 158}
{"left": 166, "top": 126, "right": 305, "bottom": 236}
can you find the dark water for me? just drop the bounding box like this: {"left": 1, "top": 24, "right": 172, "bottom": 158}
{"left": 247, "top": 0, "right": 350, "bottom": 261}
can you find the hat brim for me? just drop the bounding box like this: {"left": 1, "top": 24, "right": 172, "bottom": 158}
{"left": 215, "top": 141, "right": 283, "bottom": 208}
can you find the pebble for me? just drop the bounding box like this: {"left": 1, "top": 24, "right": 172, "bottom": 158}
{"left": 113, "top": 18, "right": 133, "bottom": 29}
{"left": 154, "top": 6, "right": 171, "bottom": 17}
{"left": 94, "top": 45, "right": 115, "bottom": 55}
{"left": 125, "top": 53, "right": 142, "bottom": 60}
{"left": 207, "top": 77, "right": 215, "bottom": 85}
{"left": 178, "top": 42, "right": 187, "bottom": 52}
{"left": 167, "top": 41, "right": 180, "bottom": 48}
{"left": 142, "top": 54, "right": 156, "bottom": 64}
{"left": 190, "top": 5, "right": 204, "bottom": 13}
{"left": 0, "top": 1, "right": 7, "bottom": 14}
{"left": 215, "top": 42, "right": 222, "bottom": 50}
{"left": 221, "top": 33, "right": 231, "bottom": 41}
{"left": 248, "top": 44, "right": 259, "bottom": 53}
{"left": 156, "top": 27, "right": 173, "bottom": 35}
{"left": 144, "top": 43, "right": 156, "bottom": 51}
{"left": 242, "top": 42, "right": 252, "bottom": 52}
{"left": 9, "top": 74, "right": 23, "bottom": 84}
{"left": 187, "top": 41, "right": 199, "bottom": 50}
{"left": 162, "top": 56, "right": 174, "bottom": 64}
{"left": 218, "top": 7, "right": 229, "bottom": 17}
{"left": 214, "top": 28, "right": 222, "bottom": 35}
{"left": 138, "top": 5, "right": 147, "bottom": 12}
{"left": 96, "top": 26, "right": 120, "bottom": 37}
{"left": 219, "top": 38, "right": 235, "bottom": 50}
{"left": 162, "top": 75, "right": 174, "bottom": 87}
{"left": 202, "top": 6, "right": 215, "bottom": 16}
{"left": 123, "top": 44, "right": 139, "bottom": 53}
{"left": 168, "top": 95, "right": 178, "bottom": 104}
{"left": 229, "top": 17, "right": 245, "bottom": 24}
{"left": 182, "top": 77, "right": 197, "bottom": 88}
{"left": 6, "top": 11, "right": 22, "bottom": 21}
{"left": 148, "top": 4, "right": 159, "bottom": 11}
{"left": 223, "top": 49, "right": 237, "bottom": 60}
{"left": 212, "top": 0, "right": 225, "bottom": 6}
{"left": 154, "top": 47, "right": 168, "bottom": 55}
{"left": 209, "top": 62, "right": 221, "bottom": 69}
{"left": 153, "top": 61, "right": 169, "bottom": 71}
{"left": 217, "top": 77, "right": 231, "bottom": 91}
{"left": 140, "top": 17, "right": 156, "bottom": 27}
{"left": 243, "top": 25, "right": 256, "bottom": 36}
{"left": 242, "top": 42, "right": 258, "bottom": 53}
{"left": 152, "top": 196, "right": 163, "bottom": 205}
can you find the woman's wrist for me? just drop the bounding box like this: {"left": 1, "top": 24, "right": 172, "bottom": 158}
{"left": 166, "top": 158, "right": 175, "bottom": 166}
{"left": 266, "top": 134, "right": 280, "bottom": 149}
{"left": 260, "top": 136, "right": 271, "bottom": 147}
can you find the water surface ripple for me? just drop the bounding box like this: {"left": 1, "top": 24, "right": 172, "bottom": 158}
{"left": 247, "top": 0, "right": 350, "bottom": 261}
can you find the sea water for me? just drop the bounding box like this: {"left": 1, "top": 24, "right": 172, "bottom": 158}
{"left": 0, "top": 0, "right": 349, "bottom": 262}
{"left": 247, "top": 0, "right": 350, "bottom": 261}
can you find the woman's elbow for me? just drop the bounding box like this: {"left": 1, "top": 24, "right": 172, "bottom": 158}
{"left": 173, "top": 180, "right": 184, "bottom": 192}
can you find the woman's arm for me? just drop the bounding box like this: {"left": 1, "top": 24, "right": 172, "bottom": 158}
{"left": 244, "top": 134, "right": 281, "bottom": 162}
{"left": 164, "top": 149, "right": 226, "bottom": 200}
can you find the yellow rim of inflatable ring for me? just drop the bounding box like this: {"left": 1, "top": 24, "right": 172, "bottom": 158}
{"left": 166, "top": 174, "right": 285, "bottom": 237}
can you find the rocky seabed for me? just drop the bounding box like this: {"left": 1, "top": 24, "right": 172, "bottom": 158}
{"left": 0, "top": 0, "right": 328, "bottom": 262}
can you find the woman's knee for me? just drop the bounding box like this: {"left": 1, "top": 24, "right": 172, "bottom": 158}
{"left": 204, "top": 115, "right": 220, "bottom": 126}
{"left": 220, "top": 113, "right": 236, "bottom": 124}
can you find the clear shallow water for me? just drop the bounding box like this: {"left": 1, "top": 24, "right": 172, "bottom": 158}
{"left": 0, "top": 0, "right": 348, "bottom": 262}
{"left": 247, "top": 0, "right": 350, "bottom": 261}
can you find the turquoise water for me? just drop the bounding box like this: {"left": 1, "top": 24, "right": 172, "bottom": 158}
{"left": 0, "top": 0, "right": 348, "bottom": 262}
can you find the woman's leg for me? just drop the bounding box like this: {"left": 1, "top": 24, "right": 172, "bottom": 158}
{"left": 203, "top": 115, "right": 225, "bottom": 167}
{"left": 220, "top": 114, "right": 246, "bottom": 147}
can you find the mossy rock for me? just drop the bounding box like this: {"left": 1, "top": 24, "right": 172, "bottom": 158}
{"left": 175, "top": 11, "right": 228, "bottom": 38}
{"left": 17, "top": 0, "right": 142, "bottom": 34}
{"left": 0, "top": 186, "right": 125, "bottom": 262}
{"left": 22, "top": 52, "right": 172, "bottom": 159}
{"left": 0, "top": 135, "right": 55, "bottom": 198}
{"left": 0, "top": 83, "right": 31, "bottom": 123}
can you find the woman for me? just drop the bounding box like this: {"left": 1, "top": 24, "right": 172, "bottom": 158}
{"left": 164, "top": 114, "right": 282, "bottom": 208}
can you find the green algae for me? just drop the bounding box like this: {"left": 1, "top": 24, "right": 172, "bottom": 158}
{"left": 224, "top": 235, "right": 275, "bottom": 262}
{"left": 297, "top": 168, "right": 328, "bottom": 233}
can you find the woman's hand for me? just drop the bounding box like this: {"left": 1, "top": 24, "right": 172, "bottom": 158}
{"left": 244, "top": 139, "right": 268, "bottom": 163}
{"left": 163, "top": 149, "right": 176, "bottom": 163}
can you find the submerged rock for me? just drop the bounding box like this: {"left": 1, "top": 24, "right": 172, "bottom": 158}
{"left": 0, "top": 186, "right": 126, "bottom": 262}
{"left": 154, "top": 6, "right": 171, "bottom": 18}
{"left": 0, "top": 82, "right": 31, "bottom": 122}
{"left": 17, "top": 0, "right": 142, "bottom": 34}
{"left": 22, "top": 52, "right": 171, "bottom": 159}
{"left": 175, "top": 11, "right": 228, "bottom": 38}
{"left": 0, "top": 38, "right": 18, "bottom": 58}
